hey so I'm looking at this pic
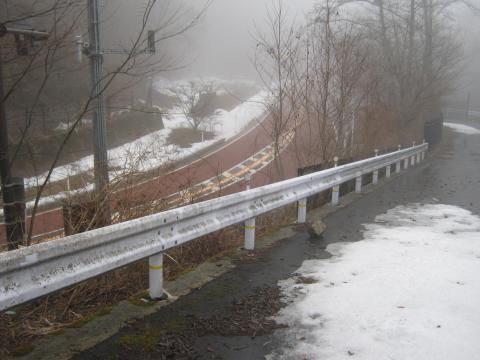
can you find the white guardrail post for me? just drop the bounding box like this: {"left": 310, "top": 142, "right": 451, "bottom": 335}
{"left": 0, "top": 142, "right": 429, "bottom": 311}
{"left": 297, "top": 198, "right": 307, "bottom": 223}
{"left": 244, "top": 173, "right": 256, "bottom": 250}
{"left": 422, "top": 140, "right": 426, "bottom": 161}
{"left": 396, "top": 145, "right": 402, "bottom": 173}
{"left": 417, "top": 141, "right": 424, "bottom": 163}
{"left": 332, "top": 156, "right": 340, "bottom": 206}
{"left": 149, "top": 253, "right": 165, "bottom": 300}
{"left": 373, "top": 149, "right": 379, "bottom": 184}
{"left": 355, "top": 171, "right": 362, "bottom": 193}
{"left": 411, "top": 142, "right": 416, "bottom": 166}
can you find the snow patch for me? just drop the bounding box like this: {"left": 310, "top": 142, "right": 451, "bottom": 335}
{"left": 269, "top": 204, "right": 480, "bottom": 360}
{"left": 54, "top": 122, "right": 70, "bottom": 132}
{"left": 23, "top": 91, "right": 267, "bottom": 190}
{"left": 215, "top": 91, "right": 266, "bottom": 139}
{"left": 443, "top": 122, "right": 480, "bottom": 135}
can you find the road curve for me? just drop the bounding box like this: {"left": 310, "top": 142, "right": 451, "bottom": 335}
{"left": 0, "top": 115, "right": 275, "bottom": 246}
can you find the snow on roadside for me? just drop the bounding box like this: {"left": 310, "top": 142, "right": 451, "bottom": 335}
{"left": 443, "top": 122, "right": 480, "bottom": 135}
{"left": 215, "top": 91, "right": 266, "bottom": 139}
{"left": 22, "top": 91, "right": 267, "bottom": 190}
{"left": 24, "top": 127, "right": 178, "bottom": 189}
{"left": 269, "top": 204, "right": 480, "bottom": 360}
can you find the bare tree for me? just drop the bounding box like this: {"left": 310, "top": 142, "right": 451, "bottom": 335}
{"left": 253, "top": 0, "right": 301, "bottom": 179}
{"left": 269, "top": 0, "right": 370, "bottom": 169}
{"left": 1, "top": 0, "right": 212, "bottom": 247}
{"left": 172, "top": 80, "right": 216, "bottom": 131}
{"left": 342, "top": 0, "right": 462, "bottom": 125}
{"left": 254, "top": 0, "right": 463, "bottom": 176}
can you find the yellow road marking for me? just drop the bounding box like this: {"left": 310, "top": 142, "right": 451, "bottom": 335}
{"left": 165, "top": 129, "right": 296, "bottom": 208}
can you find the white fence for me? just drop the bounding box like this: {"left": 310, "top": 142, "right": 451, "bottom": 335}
{"left": 0, "top": 142, "right": 428, "bottom": 311}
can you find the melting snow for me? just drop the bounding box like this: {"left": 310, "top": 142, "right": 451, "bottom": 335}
{"left": 269, "top": 204, "right": 480, "bottom": 360}
{"left": 443, "top": 122, "right": 480, "bottom": 135}
{"left": 23, "top": 91, "right": 267, "bottom": 190}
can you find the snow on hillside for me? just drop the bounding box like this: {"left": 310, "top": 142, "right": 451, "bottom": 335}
{"left": 213, "top": 91, "right": 266, "bottom": 139}
{"left": 24, "top": 90, "right": 267, "bottom": 190}
{"left": 269, "top": 204, "right": 480, "bottom": 360}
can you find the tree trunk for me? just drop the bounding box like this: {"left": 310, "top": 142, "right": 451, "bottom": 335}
{"left": 422, "top": 0, "right": 435, "bottom": 121}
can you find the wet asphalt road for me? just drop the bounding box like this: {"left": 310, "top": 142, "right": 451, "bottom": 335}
{"left": 75, "top": 119, "right": 480, "bottom": 360}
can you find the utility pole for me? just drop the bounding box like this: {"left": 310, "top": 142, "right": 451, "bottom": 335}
{"left": 422, "top": 0, "right": 435, "bottom": 119}
{"left": 87, "top": 0, "right": 111, "bottom": 226}
{"left": 76, "top": 3, "right": 157, "bottom": 228}
{"left": 0, "top": 25, "right": 49, "bottom": 249}
{"left": 0, "top": 50, "right": 14, "bottom": 247}
{"left": 1, "top": 175, "right": 26, "bottom": 250}
{"left": 465, "top": 92, "right": 471, "bottom": 121}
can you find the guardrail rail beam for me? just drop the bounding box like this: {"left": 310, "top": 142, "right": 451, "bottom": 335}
{"left": 0, "top": 143, "right": 429, "bottom": 311}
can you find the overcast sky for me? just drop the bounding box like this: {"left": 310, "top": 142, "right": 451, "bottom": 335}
{"left": 182, "top": 0, "right": 317, "bottom": 79}
{"left": 453, "top": 6, "right": 480, "bottom": 108}
{"left": 185, "top": 0, "right": 480, "bottom": 106}
{"left": 171, "top": 0, "right": 480, "bottom": 105}
{"left": 101, "top": 0, "right": 480, "bottom": 106}
{"left": 100, "top": 0, "right": 316, "bottom": 79}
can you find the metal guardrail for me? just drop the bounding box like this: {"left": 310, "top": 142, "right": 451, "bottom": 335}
{"left": 443, "top": 108, "right": 480, "bottom": 118}
{"left": 0, "top": 143, "right": 428, "bottom": 311}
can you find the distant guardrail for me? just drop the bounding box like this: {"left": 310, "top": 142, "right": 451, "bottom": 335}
{"left": 0, "top": 142, "right": 428, "bottom": 311}
{"left": 443, "top": 108, "right": 480, "bottom": 119}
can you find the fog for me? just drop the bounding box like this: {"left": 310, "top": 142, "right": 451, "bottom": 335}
{"left": 100, "top": 0, "right": 316, "bottom": 80}
{"left": 186, "top": 1, "right": 479, "bottom": 107}
{"left": 452, "top": 7, "right": 480, "bottom": 110}
{"left": 99, "top": 0, "right": 480, "bottom": 108}
{"left": 180, "top": 0, "right": 317, "bottom": 79}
